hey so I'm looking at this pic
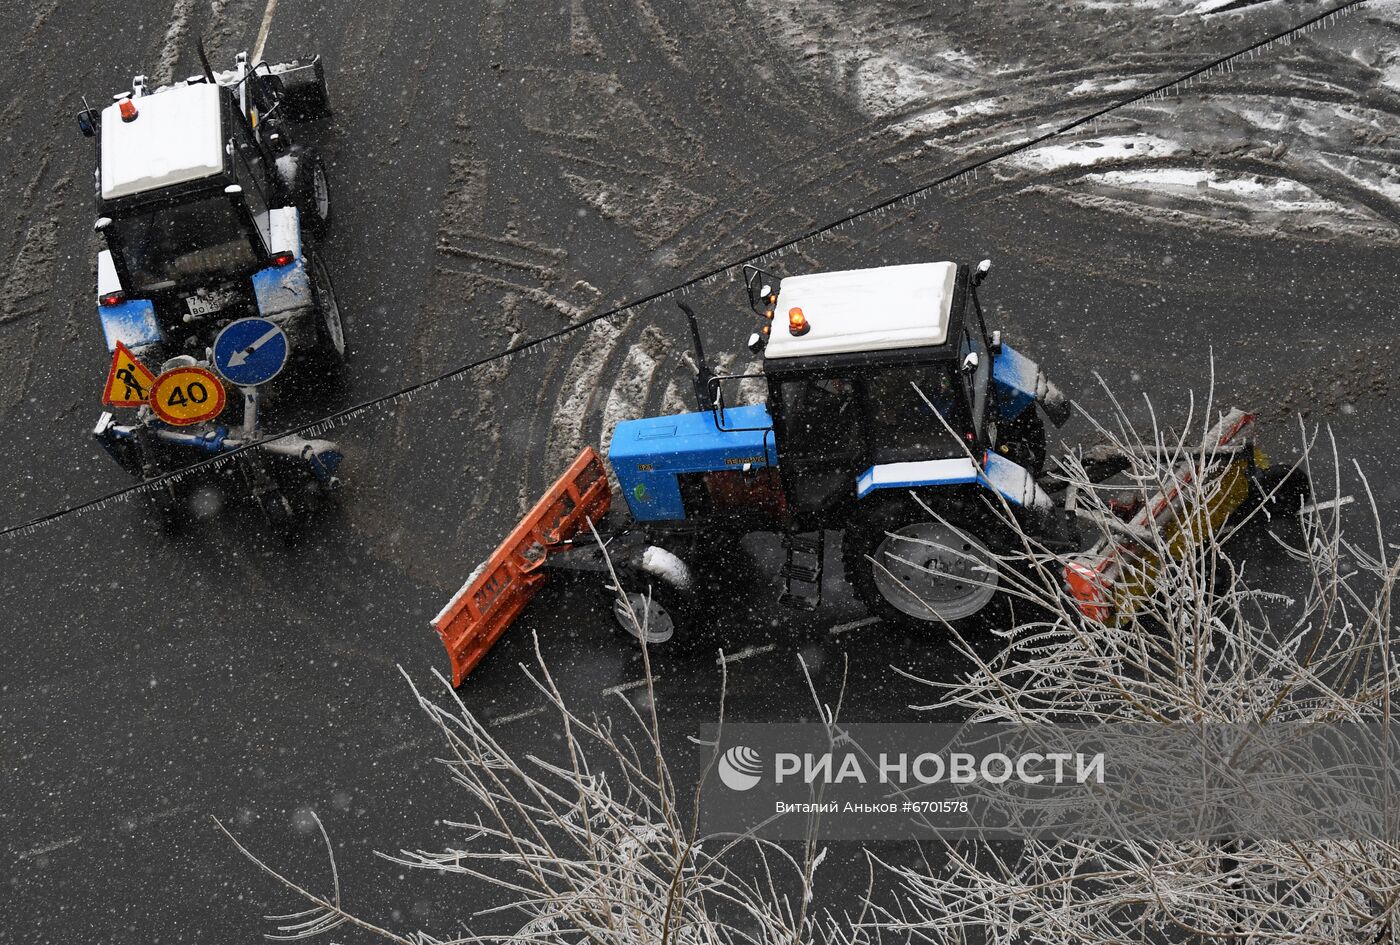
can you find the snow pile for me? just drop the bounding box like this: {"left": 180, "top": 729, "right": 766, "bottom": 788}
{"left": 1007, "top": 134, "right": 1182, "bottom": 173}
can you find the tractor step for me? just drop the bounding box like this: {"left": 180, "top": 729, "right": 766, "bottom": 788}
{"left": 778, "top": 531, "right": 824, "bottom": 611}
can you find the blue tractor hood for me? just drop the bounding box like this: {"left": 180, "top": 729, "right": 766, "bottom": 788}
{"left": 609, "top": 404, "right": 775, "bottom": 522}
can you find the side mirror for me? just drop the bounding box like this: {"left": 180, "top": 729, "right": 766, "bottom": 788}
{"left": 972, "top": 258, "right": 991, "bottom": 287}
{"left": 989, "top": 329, "right": 1003, "bottom": 356}
{"left": 961, "top": 351, "right": 980, "bottom": 375}
{"left": 77, "top": 108, "right": 98, "bottom": 138}
{"left": 742, "top": 263, "right": 780, "bottom": 316}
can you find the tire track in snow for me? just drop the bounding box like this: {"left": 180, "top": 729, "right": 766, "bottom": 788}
{"left": 151, "top": 0, "right": 197, "bottom": 87}
{"left": 537, "top": 314, "right": 628, "bottom": 503}
{"left": 598, "top": 323, "right": 672, "bottom": 491}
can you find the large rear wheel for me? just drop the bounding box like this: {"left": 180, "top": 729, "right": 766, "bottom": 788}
{"left": 844, "top": 495, "right": 1008, "bottom": 635}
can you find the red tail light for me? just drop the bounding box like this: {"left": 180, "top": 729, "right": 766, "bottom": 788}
{"left": 100, "top": 291, "right": 125, "bottom": 307}
{"left": 268, "top": 251, "right": 295, "bottom": 267}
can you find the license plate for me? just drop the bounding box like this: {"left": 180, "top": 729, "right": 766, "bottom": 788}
{"left": 185, "top": 293, "right": 228, "bottom": 318}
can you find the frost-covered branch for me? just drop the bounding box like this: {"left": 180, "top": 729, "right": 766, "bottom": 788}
{"left": 879, "top": 383, "right": 1400, "bottom": 944}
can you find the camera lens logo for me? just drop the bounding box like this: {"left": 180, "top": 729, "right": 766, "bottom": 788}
{"left": 718, "top": 746, "right": 764, "bottom": 791}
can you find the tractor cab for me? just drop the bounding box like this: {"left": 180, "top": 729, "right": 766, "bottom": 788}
{"left": 96, "top": 82, "right": 279, "bottom": 297}
{"left": 750, "top": 261, "right": 991, "bottom": 524}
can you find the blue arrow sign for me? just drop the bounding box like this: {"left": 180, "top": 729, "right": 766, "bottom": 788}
{"left": 213, "top": 317, "right": 289, "bottom": 387}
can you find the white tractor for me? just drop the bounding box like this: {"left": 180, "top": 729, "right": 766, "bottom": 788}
{"left": 80, "top": 46, "right": 345, "bottom": 533}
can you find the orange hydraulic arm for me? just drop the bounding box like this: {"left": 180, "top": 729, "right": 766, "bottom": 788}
{"left": 432, "top": 447, "right": 611, "bottom": 686}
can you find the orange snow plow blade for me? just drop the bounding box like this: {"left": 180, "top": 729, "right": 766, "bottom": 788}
{"left": 1065, "top": 408, "right": 1259, "bottom": 624}
{"left": 432, "top": 447, "right": 611, "bottom": 686}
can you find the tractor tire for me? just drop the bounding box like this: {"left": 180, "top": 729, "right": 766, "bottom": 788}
{"left": 997, "top": 409, "right": 1047, "bottom": 475}
{"left": 609, "top": 545, "right": 696, "bottom": 647}
{"left": 843, "top": 493, "right": 1010, "bottom": 637}
{"left": 294, "top": 152, "right": 332, "bottom": 236}
{"left": 257, "top": 487, "right": 298, "bottom": 539}
{"left": 308, "top": 253, "right": 347, "bottom": 368}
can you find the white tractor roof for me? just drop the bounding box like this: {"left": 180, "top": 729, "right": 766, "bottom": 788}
{"left": 101, "top": 83, "right": 226, "bottom": 201}
{"left": 763, "top": 261, "right": 961, "bottom": 360}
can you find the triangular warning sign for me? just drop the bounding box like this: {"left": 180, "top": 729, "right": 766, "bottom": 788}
{"left": 102, "top": 341, "right": 157, "bottom": 408}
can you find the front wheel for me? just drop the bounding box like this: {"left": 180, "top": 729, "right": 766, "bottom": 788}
{"left": 997, "top": 409, "right": 1047, "bottom": 475}
{"left": 308, "top": 254, "right": 347, "bottom": 366}
{"left": 843, "top": 495, "right": 1008, "bottom": 635}
{"left": 611, "top": 587, "right": 681, "bottom": 645}
{"left": 609, "top": 545, "right": 696, "bottom": 646}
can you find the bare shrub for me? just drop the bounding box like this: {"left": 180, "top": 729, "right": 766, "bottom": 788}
{"left": 218, "top": 538, "right": 866, "bottom": 945}
{"left": 877, "top": 384, "right": 1400, "bottom": 945}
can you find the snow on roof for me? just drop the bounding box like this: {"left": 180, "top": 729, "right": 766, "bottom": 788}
{"left": 100, "top": 83, "right": 226, "bottom": 201}
{"left": 763, "top": 261, "right": 961, "bottom": 360}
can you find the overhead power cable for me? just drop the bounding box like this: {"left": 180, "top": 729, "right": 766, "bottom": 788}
{"left": 0, "top": 0, "right": 1370, "bottom": 539}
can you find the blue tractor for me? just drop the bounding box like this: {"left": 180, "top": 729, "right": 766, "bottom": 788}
{"left": 433, "top": 258, "right": 1083, "bottom": 684}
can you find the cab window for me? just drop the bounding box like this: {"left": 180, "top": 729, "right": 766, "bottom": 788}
{"left": 776, "top": 375, "right": 862, "bottom": 459}
{"left": 864, "top": 363, "right": 971, "bottom": 462}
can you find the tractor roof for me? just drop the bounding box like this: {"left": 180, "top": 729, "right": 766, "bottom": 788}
{"left": 763, "top": 261, "right": 961, "bottom": 361}
{"left": 100, "top": 83, "right": 226, "bottom": 202}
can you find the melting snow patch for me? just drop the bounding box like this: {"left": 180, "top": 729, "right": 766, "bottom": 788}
{"left": 1009, "top": 135, "right": 1181, "bottom": 172}
{"left": 855, "top": 54, "right": 964, "bottom": 118}
{"left": 1091, "top": 168, "right": 1367, "bottom": 216}
{"left": 1381, "top": 61, "right": 1400, "bottom": 94}
{"left": 1190, "top": 0, "right": 1249, "bottom": 14}
{"left": 1070, "top": 77, "right": 1143, "bottom": 96}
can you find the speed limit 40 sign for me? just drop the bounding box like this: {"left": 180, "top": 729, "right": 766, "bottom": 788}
{"left": 149, "top": 366, "right": 227, "bottom": 426}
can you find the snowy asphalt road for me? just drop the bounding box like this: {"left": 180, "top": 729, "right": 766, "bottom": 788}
{"left": 3, "top": 0, "right": 1399, "bottom": 941}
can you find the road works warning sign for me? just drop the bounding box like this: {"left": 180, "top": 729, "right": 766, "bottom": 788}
{"left": 101, "top": 342, "right": 156, "bottom": 408}
{"left": 149, "top": 366, "right": 227, "bottom": 426}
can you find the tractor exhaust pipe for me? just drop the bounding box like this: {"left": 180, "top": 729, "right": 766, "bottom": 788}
{"left": 676, "top": 301, "right": 716, "bottom": 413}
{"left": 195, "top": 36, "right": 218, "bottom": 84}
